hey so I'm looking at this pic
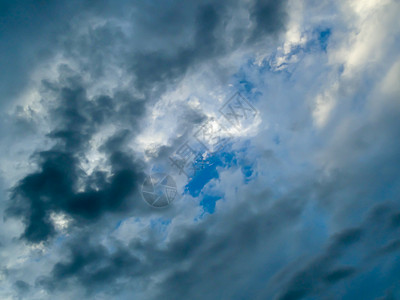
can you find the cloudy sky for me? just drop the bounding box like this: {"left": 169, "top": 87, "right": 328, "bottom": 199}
{"left": 1, "top": 0, "right": 400, "bottom": 299}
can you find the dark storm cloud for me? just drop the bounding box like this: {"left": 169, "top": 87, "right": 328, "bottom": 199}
{"left": 14, "top": 280, "right": 30, "bottom": 295}
{"left": 249, "top": 0, "right": 288, "bottom": 42}
{"left": 323, "top": 266, "right": 356, "bottom": 283}
{"left": 6, "top": 69, "right": 146, "bottom": 243}
{"left": 34, "top": 185, "right": 307, "bottom": 299}
{"left": 152, "top": 193, "right": 308, "bottom": 300}
{"left": 0, "top": 0, "right": 82, "bottom": 109}
{"left": 27, "top": 99, "right": 400, "bottom": 298}
{"left": 268, "top": 101, "right": 400, "bottom": 299}
{"left": 273, "top": 227, "right": 363, "bottom": 300}
{"left": 274, "top": 201, "right": 400, "bottom": 300}
{"left": 2, "top": 0, "right": 293, "bottom": 298}
{"left": 129, "top": 0, "right": 288, "bottom": 93}
{"left": 0, "top": 1, "right": 400, "bottom": 299}
{"left": 35, "top": 235, "right": 143, "bottom": 295}
{"left": 130, "top": 3, "right": 222, "bottom": 91}
{"left": 2, "top": 0, "right": 400, "bottom": 300}
{"left": 5, "top": 0, "right": 289, "bottom": 244}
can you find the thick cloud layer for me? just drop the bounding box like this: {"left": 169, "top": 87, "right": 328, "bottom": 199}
{"left": 6, "top": 72, "right": 146, "bottom": 243}
{"left": 1, "top": 0, "right": 400, "bottom": 299}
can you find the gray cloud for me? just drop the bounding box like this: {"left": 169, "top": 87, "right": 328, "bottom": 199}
{"left": 2, "top": 0, "right": 400, "bottom": 299}
{"left": 4, "top": 65, "right": 148, "bottom": 243}
{"left": 1, "top": 0, "right": 290, "bottom": 297}
{"left": 4, "top": 0, "right": 289, "bottom": 244}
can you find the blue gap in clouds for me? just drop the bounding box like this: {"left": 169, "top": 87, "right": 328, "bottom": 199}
{"left": 200, "top": 194, "right": 221, "bottom": 215}
{"left": 273, "top": 134, "right": 280, "bottom": 145}
{"left": 235, "top": 140, "right": 256, "bottom": 183}
{"left": 185, "top": 151, "right": 236, "bottom": 198}
{"left": 230, "top": 62, "right": 265, "bottom": 112}
{"left": 241, "top": 165, "right": 254, "bottom": 183}
{"left": 186, "top": 147, "right": 257, "bottom": 213}
{"left": 239, "top": 78, "right": 254, "bottom": 93}
{"left": 185, "top": 151, "right": 236, "bottom": 214}
{"left": 318, "top": 28, "right": 331, "bottom": 51}
{"left": 232, "top": 65, "right": 260, "bottom": 97}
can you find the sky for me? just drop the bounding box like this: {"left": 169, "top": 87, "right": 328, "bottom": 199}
{"left": 0, "top": 0, "right": 400, "bottom": 299}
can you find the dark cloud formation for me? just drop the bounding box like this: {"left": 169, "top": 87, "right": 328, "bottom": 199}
{"left": 34, "top": 186, "right": 400, "bottom": 299}
{"left": 6, "top": 72, "right": 146, "bottom": 243}
{"left": 0, "top": 0, "right": 86, "bottom": 109}
{"left": 14, "top": 280, "right": 30, "bottom": 296}
{"left": 249, "top": 0, "right": 288, "bottom": 42}
{"left": 3, "top": 0, "right": 400, "bottom": 299}
{"left": 127, "top": 0, "right": 288, "bottom": 93}
{"left": 35, "top": 186, "right": 307, "bottom": 299}
{"left": 2, "top": 0, "right": 291, "bottom": 297}
{"left": 36, "top": 235, "right": 142, "bottom": 294}
{"left": 274, "top": 227, "right": 363, "bottom": 300}
{"left": 5, "top": 0, "right": 289, "bottom": 244}
{"left": 272, "top": 200, "right": 400, "bottom": 300}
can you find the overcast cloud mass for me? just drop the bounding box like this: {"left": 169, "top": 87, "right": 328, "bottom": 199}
{"left": 1, "top": 0, "right": 400, "bottom": 299}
